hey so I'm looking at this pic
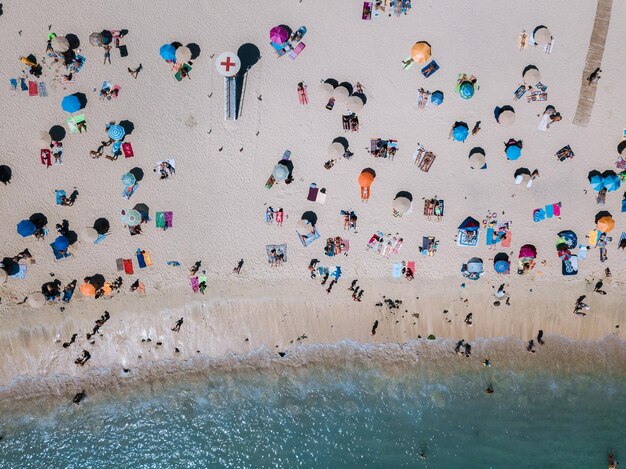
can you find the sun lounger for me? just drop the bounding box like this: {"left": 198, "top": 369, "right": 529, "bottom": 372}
{"left": 307, "top": 183, "right": 318, "bottom": 201}
{"left": 392, "top": 263, "right": 403, "bottom": 278}
{"left": 190, "top": 276, "right": 199, "bottom": 293}
{"left": 288, "top": 42, "right": 305, "bottom": 61}
{"left": 28, "top": 81, "right": 38, "bottom": 96}
{"left": 136, "top": 250, "right": 146, "bottom": 268}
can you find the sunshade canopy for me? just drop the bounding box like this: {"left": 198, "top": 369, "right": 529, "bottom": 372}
{"left": 411, "top": 41, "right": 431, "bottom": 63}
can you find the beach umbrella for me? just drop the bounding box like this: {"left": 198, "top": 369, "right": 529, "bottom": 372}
{"left": 61, "top": 94, "right": 81, "bottom": 113}
{"left": 0, "top": 269, "right": 6, "bottom": 284}
{"left": 618, "top": 140, "right": 626, "bottom": 155}
{"left": 175, "top": 46, "right": 193, "bottom": 64}
{"left": 129, "top": 167, "right": 144, "bottom": 182}
{"left": 392, "top": 196, "right": 411, "bottom": 215}
{"left": 52, "top": 236, "right": 70, "bottom": 251}
{"left": 533, "top": 26, "right": 551, "bottom": 46}
{"left": 505, "top": 145, "right": 521, "bottom": 160}
{"left": 597, "top": 215, "right": 615, "bottom": 233}
{"left": 101, "top": 283, "right": 113, "bottom": 296}
{"left": 88, "top": 274, "right": 106, "bottom": 289}
{"left": 334, "top": 85, "right": 350, "bottom": 103}
{"left": 272, "top": 163, "right": 289, "bottom": 181}
{"left": 519, "top": 244, "right": 537, "bottom": 259}
{"left": 93, "top": 218, "right": 110, "bottom": 235}
{"left": 1, "top": 257, "right": 19, "bottom": 276}
{"left": 89, "top": 32, "right": 104, "bottom": 46}
{"left": 121, "top": 172, "right": 136, "bottom": 187}
{"left": 557, "top": 230, "right": 578, "bottom": 250}
{"left": 467, "top": 257, "right": 483, "bottom": 273}
{"left": 494, "top": 259, "right": 510, "bottom": 273}
{"left": 459, "top": 81, "right": 474, "bottom": 100}
{"left": 498, "top": 109, "right": 515, "bottom": 127}
{"left": 296, "top": 219, "right": 313, "bottom": 233}
{"left": 79, "top": 282, "right": 96, "bottom": 297}
{"left": 358, "top": 169, "right": 375, "bottom": 187}
{"left": 346, "top": 95, "right": 364, "bottom": 111}
{"left": 431, "top": 90, "right": 444, "bottom": 105}
{"left": 27, "top": 292, "right": 46, "bottom": 308}
{"left": 270, "top": 26, "right": 289, "bottom": 44}
{"left": 82, "top": 227, "right": 98, "bottom": 242}
{"left": 588, "top": 170, "right": 604, "bottom": 191}
{"left": 17, "top": 219, "right": 36, "bottom": 237}
{"left": 411, "top": 41, "right": 431, "bottom": 64}
{"left": 159, "top": 43, "right": 176, "bottom": 61}
{"left": 123, "top": 209, "right": 142, "bottom": 226}
{"left": 319, "top": 81, "right": 335, "bottom": 98}
{"left": 108, "top": 125, "right": 125, "bottom": 141}
{"left": 0, "top": 165, "right": 12, "bottom": 184}
{"left": 100, "top": 30, "right": 113, "bottom": 45}
{"left": 469, "top": 148, "right": 486, "bottom": 169}
{"left": 51, "top": 36, "right": 70, "bottom": 52}
{"left": 602, "top": 171, "right": 621, "bottom": 192}
{"left": 49, "top": 125, "right": 66, "bottom": 141}
{"left": 328, "top": 142, "right": 344, "bottom": 158}
{"left": 452, "top": 123, "right": 468, "bottom": 142}
{"left": 523, "top": 65, "right": 541, "bottom": 85}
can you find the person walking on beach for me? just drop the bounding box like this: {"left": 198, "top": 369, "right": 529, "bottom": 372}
{"left": 537, "top": 330, "right": 545, "bottom": 345}
{"left": 454, "top": 339, "right": 465, "bottom": 354}
{"left": 171, "top": 318, "right": 184, "bottom": 332}
{"left": 326, "top": 279, "right": 336, "bottom": 294}
{"left": 190, "top": 261, "right": 201, "bottom": 276}
{"left": 128, "top": 64, "right": 143, "bottom": 79}
{"left": 593, "top": 280, "right": 607, "bottom": 295}
{"left": 527, "top": 340, "right": 536, "bottom": 353}
{"left": 349, "top": 279, "right": 358, "bottom": 291}
{"left": 356, "top": 290, "right": 364, "bottom": 302}
{"left": 73, "top": 390, "right": 86, "bottom": 405}
{"left": 587, "top": 67, "right": 601, "bottom": 85}
{"left": 233, "top": 259, "right": 244, "bottom": 274}
{"left": 464, "top": 343, "right": 472, "bottom": 357}
{"left": 103, "top": 45, "right": 112, "bottom": 65}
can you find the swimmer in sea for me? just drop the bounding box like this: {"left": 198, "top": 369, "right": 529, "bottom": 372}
{"left": 418, "top": 449, "right": 426, "bottom": 460}
{"left": 485, "top": 385, "right": 494, "bottom": 394}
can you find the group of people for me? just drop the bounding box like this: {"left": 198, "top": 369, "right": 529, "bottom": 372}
{"left": 367, "top": 232, "right": 404, "bottom": 257}
{"left": 348, "top": 279, "right": 364, "bottom": 301}
{"left": 423, "top": 198, "right": 443, "bottom": 220}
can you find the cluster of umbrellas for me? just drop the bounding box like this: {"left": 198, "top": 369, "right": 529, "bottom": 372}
{"left": 556, "top": 230, "right": 577, "bottom": 260}
{"left": 79, "top": 274, "right": 110, "bottom": 297}
{"left": 596, "top": 212, "right": 615, "bottom": 233}
{"left": 319, "top": 79, "right": 366, "bottom": 111}
{"left": 89, "top": 30, "right": 115, "bottom": 47}
{"left": 81, "top": 218, "right": 110, "bottom": 242}
{"left": 588, "top": 170, "right": 621, "bottom": 192}
{"left": 159, "top": 43, "right": 194, "bottom": 64}
{"left": 16, "top": 213, "right": 48, "bottom": 238}
{"left": 49, "top": 33, "right": 79, "bottom": 53}
{"left": 61, "top": 92, "right": 87, "bottom": 113}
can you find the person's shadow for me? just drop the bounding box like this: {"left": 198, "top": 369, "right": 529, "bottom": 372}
{"left": 235, "top": 43, "right": 261, "bottom": 118}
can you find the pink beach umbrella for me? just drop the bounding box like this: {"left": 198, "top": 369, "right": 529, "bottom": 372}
{"left": 270, "top": 26, "right": 289, "bottom": 44}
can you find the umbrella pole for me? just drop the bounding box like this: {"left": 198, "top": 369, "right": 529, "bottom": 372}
{"left": 224, "top": 77, "right": 237, "bottom": 120}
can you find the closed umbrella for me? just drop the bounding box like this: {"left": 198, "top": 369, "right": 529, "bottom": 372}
{"left": 346, "top": 95, "right": 364, "bottom": 111}
{"left": 392, "top": 196, "right": 411, "bottom": 214}
{"left": 28, "top": 292, "right": 46, "bottom": 308}
{"left": 61, "top": 94, "right": 81, "bottom": 113}
{"left": 597, "top": 216, "right": 615, "bottom": 233}
{"left": 272, "top": 163, "right": 289, "bottom": 181}
{"left": 459, "top": 81, "right": 474, "bottom": 100}
{"left": 334, "top": 85, "right": 350, "bottom": 103}
{"left": 588, "top": 171, "right": 604, "bottom": 191}
{"left": 159, "top": 43, "right": 176, "bottom": 61}
{"left": 498, "top": 109, "right": 515, "bottom": 127}
{"left": 17, "top": 219, "right": 36, "bottom": 237}
{"left": 108, "top": 125, "right": 125, "bottom": 141}
{"left": 410, "top": 41, "right": 431, "bottom": 64}
{"left": 124, "top": 209, "right": 142, "bottom": 227}
{"left": 79, "top": 282, "right": 96, "bottom": 297}
{"left": 328, "top": 142, "right": 344, "bottom": 158}
{"left": 82, "top": 227, "right": 98, "bottom": 242}
{"left": 122, "top": 172, "right": 136, "bottom": 187}
{"left": 175, "top": 46, "right": 193, "bottom": 64}
{"left": 51, "top": 36, "right": 70, "bottom": 52}
{"left": 270, "top": 26, "right": 289, "bottom": 44}
{"left": 533, "top": 26, "right": 551, "bottom": 46}
{"left": 89, "top": 32, "right": 104, "bottom": 46}
{"left": 452, "top": 123, "right": 468, "bottom": 142}
{"left": 523, "top": 66, "right": 541, "bottom": 85}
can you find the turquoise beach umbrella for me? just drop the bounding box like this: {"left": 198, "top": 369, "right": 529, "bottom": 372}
{"left": 452, "top": 124, "right": 468, "bottom": 142}
{"left": 505, "top": 145, "right": 521, "bottom": 160}
{"left": 459, "top": 81, "right": 474, "bottom": 100}
{"left": 159, "top": 44, "right": 176, "bottom": 61}
{"left": 602, "top": 172, "right": 621, "bottom": 192}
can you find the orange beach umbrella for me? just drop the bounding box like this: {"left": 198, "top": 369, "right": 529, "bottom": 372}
{"left": 79, "top": 282, "right": 96, "bottom": 297}
{"left": 597, "top": 216, "right": 615, "bottom": 233}
{"left": 411, "top": 41, "right": 431, "bottom": 64}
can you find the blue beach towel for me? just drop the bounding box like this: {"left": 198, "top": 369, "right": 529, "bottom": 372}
{"left": 485, "top": 228, "right": 496, "bottom": 245}
{"left": 392, "top": 263, "right": 403, "bottom": 278}
{"left": 55, "top": 190, "right": 66, "bottom": 205}
{"left": 9, "top": 78, "right": 18, "bottom": 90}
{"left": 331, "top": 266, "right": 342, "bottom": 280}
{"left": 10, "top": 264, "right": 27, "bottom": 279}
{"left": 545, "top": 204, "right": 554, "bottom": 218}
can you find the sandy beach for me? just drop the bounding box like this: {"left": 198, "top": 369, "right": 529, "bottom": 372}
{"left": 1, "top": 0, "right": 625, "bottom": 400}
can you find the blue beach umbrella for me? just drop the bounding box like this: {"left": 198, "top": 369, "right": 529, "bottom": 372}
{"left": 272, "top": 163, "right": 289, "bottom": 181}
{"left": 494, "top": 260, "right": 510, "bottom": 273}
{"left": 588, "top": 171, "right": 604, "bottom": 191}
{"left": 108, "top": 125, "right": 125, "bottom": 141}
{"left": 61, "top": 94, "right": 81, "bottom": 113}
{"left": 431, "top": 90, "right": 444, "bottom": 105}
{"left": 557, "top": 230, "right": 578, "bottom": 250}
{"left": 459, "top": 81, "right": 474, "bottom": 100}
{"left": 17, "top": 219, "right": 36, "bottom": 237}
{"left": 52, "top": 235, "right": 70, "bottom": 251}
{"left": 452, "top": 123, "right": 469, "bottom": 142}
{"left": 602, "top": 172, "right": 621, "bottom": 192}
{"left": 122, "top": 172, "right": 136, "bottom": 187}
{"left": 159, "top": 44, "right": 176, "bottom": 61}
{"left": 505, "top": 145, "right": 521, "bottom": 160}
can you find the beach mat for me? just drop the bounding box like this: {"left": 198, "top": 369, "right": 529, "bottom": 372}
{"left": 123, "top": 259, "right": 134, "bottom": 275}
{"left": 392, "top": 263, "right": 402, "bottom": 278}
{"left": 28, "top": 81, "right": 38, "bottom": 96}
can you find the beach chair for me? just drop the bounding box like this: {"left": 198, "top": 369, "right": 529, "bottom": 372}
{"left": 362, "top": 1, "right": 373, "bottom": 19}
{"left": 288, "top": 43, "right": 305, "bottom": 61}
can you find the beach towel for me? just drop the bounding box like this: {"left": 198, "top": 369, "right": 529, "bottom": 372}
{"left": 122, "top": 259, "right": 133, "bottom": 275}
{"left": 362, "top": 1, "right": 373, "bottom": 19}
{"left": 401, "top": 56, "right": 414, "bottom": 70}
{"left": 9, "top": 78, "right": 18, "bottom": 91}
{"left": 164, "top": 211, "right": 173, "bottom": 228}
{"left": 275, "top": 210, "right": 284, "bottom": 224}
{"left": 553, "top": 203, "right": 561, "bottom": 217}
{"left": 457, "top": 230, "right": 479, "bottom": 247}
{"left": 122, "top": 183, "right": 139, "bottom": 199}
{"left": 288, "top": 43, "right": 305, "bottom": 60}
{"left": 136, "top": 250, "right": 146, "bottom": 268}
{"left": 406, "top": 261, "right": 415, "bottom": 276}
{"left": 10, "top": 264, "right": 27, "bottom": 279}
{"left": 485, "top": 227, "right": 496, "bottom": 245}
{"left": 38, "top": 82, "right": 48, "bottom": 97}
{"left": 537, "top": 113, "right": 549, "bottom": 131}
{"left": 421, "top": 60, "right": 439, "bottom": 78}
{"left": 122, "top": 142, "right": 134, "bottom": 158}
{"left": 307, "top": 183, "right": 318, "bottom": 201}
{"left": 297, "top": 227, "right": 320, "bottom": 247}
{"left": 331, "top": 266, "right": 342, "bottom": 280}
{"left": 174, "top": 63, "right": 192, "bottom": 81}
{"left": 588, "top": 230, "right": 599, "bottom": 247}
{"left": 156, "top": 212, "right": 166, "bottom": 228}
{"left": 116, "top": 258, "right": 124, "bottom": 271}
{"left": 62, "top": 284, "right": 76, "bottom": 303}
{"left": 533, "top": 208, "right": 546, "bottom": 222}
{"left": 622, "top": 198, "right": 626, "bottom": 213}
{"left": 55, "top": 190, "right": 66, "bottom": 205}
{"left": 316, "top": 189, "right": 327, "bottom": 205}
{"left": 190, "top": 276, "right": 199, "bottom": 293}
{"left": 40, "top": 149, "right": 52, "bottom": 167}
{"left": 143, "top": 251, "right": 153, "bottom": 266}
{"left": 392, "top": 263, "right": 403, "bottom": 278}
{"left": 342, "top": 239, "right": 350, "bottom": 252}
{"left": 28, "top": 81, "right": 38, "bottom": 96}
{"left": 562, "top": 255, "right": 578, "bottom": 276}
{"left": 20, "top": 78, "right": 28, "bottom": 91}
{"left": 545, "top": 204, "right": 554, "bottom": 218}
{"left": 501, "top": 230, "right": 512, "bottom": 248}
{"left": 51, "top": 244, "right": 70, "bottom": 260}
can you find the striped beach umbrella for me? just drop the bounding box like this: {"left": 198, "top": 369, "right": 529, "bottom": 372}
{"left": 121, "top": 172, "right": 136, "bottom": 187}
{"left": 108, "top": 125, "right": 125, "bottom": 141}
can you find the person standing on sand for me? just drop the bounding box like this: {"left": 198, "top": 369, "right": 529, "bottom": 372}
{"left": 128, "top": 64, "right": 142, "bottom": 79}
{"left": 537, "top": 330, "right": 545, "bottom": 345}
{"left": 103, "top": 45, "right": 112, "bottom": 65}
{"left": 233, "top": 259, "right": 244, "bottom": 274}
{"left": 527, "top": 340, "right": 536, "bottom": 353}
{"left": 171, "top": 318, "right": 184, "bottom": 332}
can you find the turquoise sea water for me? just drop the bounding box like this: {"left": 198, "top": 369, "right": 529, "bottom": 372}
{"left": 1, "top": 366, "right": 624, "bottom": 468}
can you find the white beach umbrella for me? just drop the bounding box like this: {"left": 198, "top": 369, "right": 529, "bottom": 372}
{"left": 334, "top": 85, "right": 350, "bottom": 102}
{"left": 346, "top": 95, "right": 364, "bottom": 111}
{"left": 392, "top": 196, "right": 411, "bottom": 214}
{"left": 51, "top": 36, "right": 70, "bottom": 52}
{"left": 533, "top": 27, "right": 551, "bottom": 46}
{"left": 469, "top": 151, "right": 486, "bottom": 169}
{"left": 176, "top": 46, "right": 193, "bottom": 64}
{"left": 498, "top": 109, "right": 516, "bottom": 127}
{"left": 28, "top": 292, "right": 46, "bottom": 308}
{"left": 82, "top": 227, "right": 99, "bottom": 243}
{"left": 523, "top": 67, "right": 541, "bottom": 85}
{"left": 328, "top": 142, "right": 344, "bottom": 158}
{"left": 319, "top": 82, "right": 335, "bottom": 98}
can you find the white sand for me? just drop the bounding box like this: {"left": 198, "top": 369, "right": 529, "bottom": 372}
{"left": 0, "top": 0, "right": 625, "bottom": 394}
